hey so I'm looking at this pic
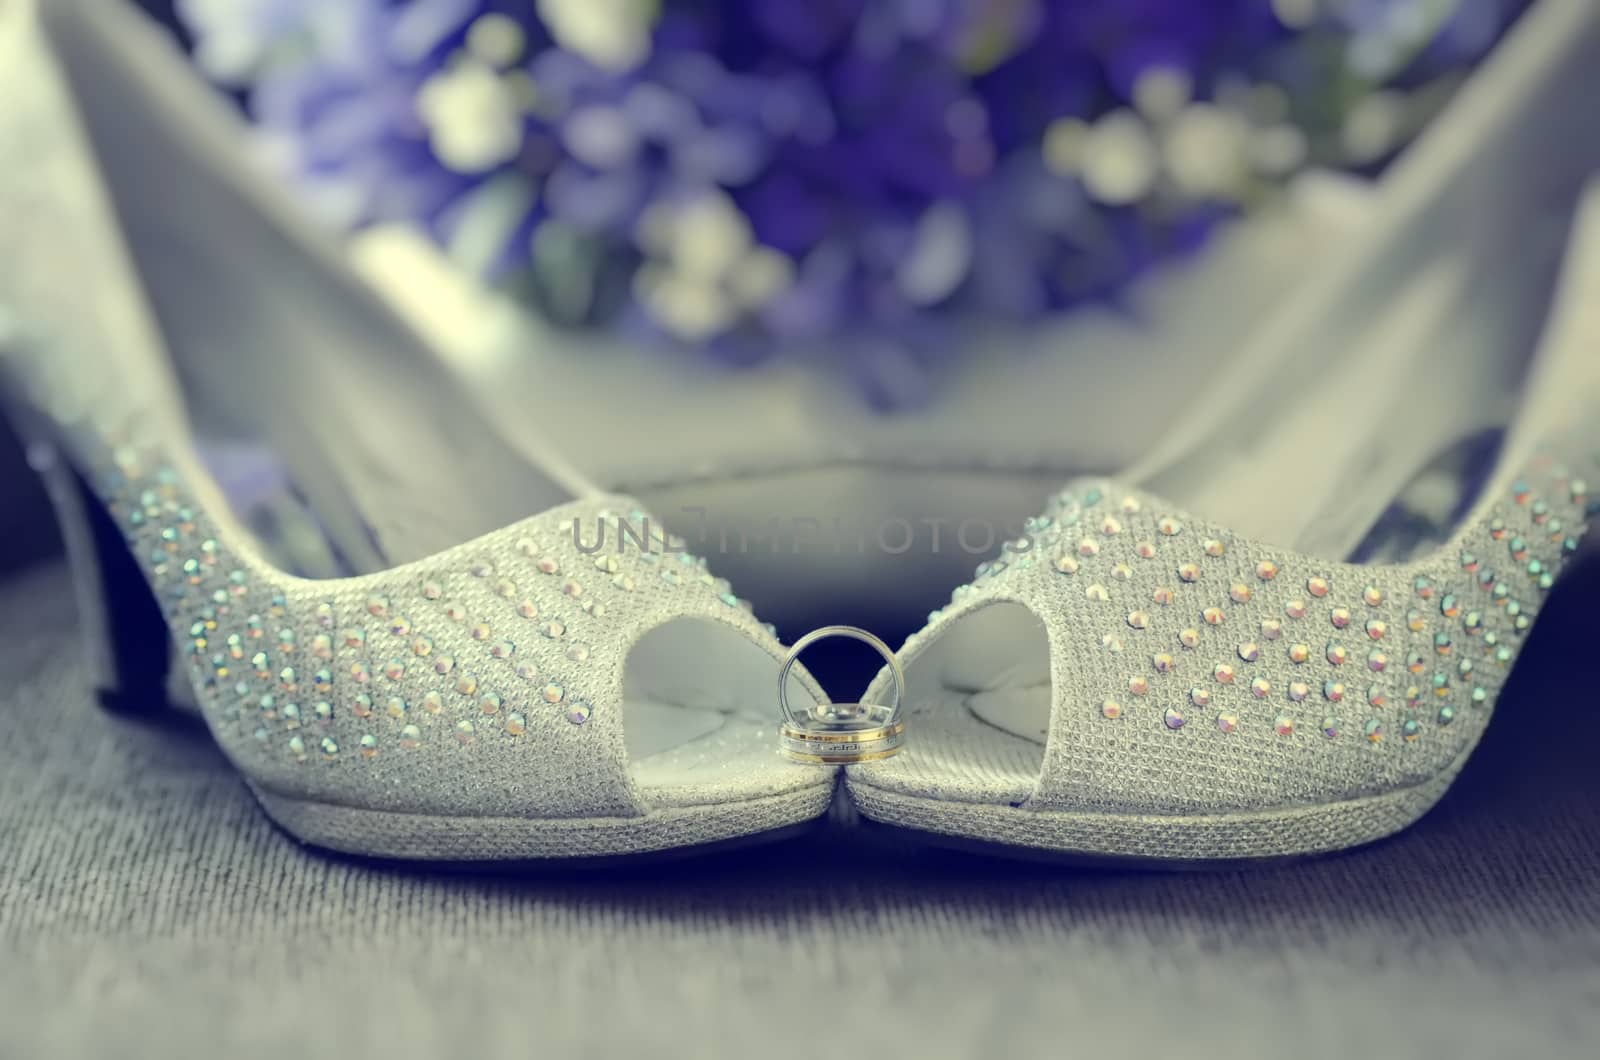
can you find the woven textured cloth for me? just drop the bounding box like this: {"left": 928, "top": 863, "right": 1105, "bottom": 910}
{"left": 2, "top": 558, "right": 1599, "bottom": 1058}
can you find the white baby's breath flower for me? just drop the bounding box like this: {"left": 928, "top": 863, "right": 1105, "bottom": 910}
{"left": 1080, "top": 110, "right": 1159, "bottom": 205}
{"left": 1162, "top": 103, "right": 1250, "bottom": 200}
{"left": 465, "top": 13, "right": 526, "bottom": 69}
{"left": 416, "top": 61, "right": 524, "bottom": 174}
{"left": 634, "top": 191, "right": 796, "bottom": 340}
{"left": 634, "top": 269, "right": 735, "bottom": 343}
{"left": 670, "top": 194, "right": 755, "bottom": 280}
{"left": 537, "top": 0, "right": 658, "bottom": 72}
{"left": 1134, "top": 67, "right": 1194, "bottom": 122}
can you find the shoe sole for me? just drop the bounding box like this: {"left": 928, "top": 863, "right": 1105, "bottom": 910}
{"left": 844, "top": 745, "right": 1469, "bottom": 866}
{"left": 251, "top": 779, "right": 837, "bottom": 862}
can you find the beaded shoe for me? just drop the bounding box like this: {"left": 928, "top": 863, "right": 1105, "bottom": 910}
{"left": 844, "top": 37, "right": 1600, "bottom": 864}
{"left": 0, "top": 0, "right": 834, "bottom": 862}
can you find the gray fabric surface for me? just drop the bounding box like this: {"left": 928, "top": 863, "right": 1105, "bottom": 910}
{"left": 2, "top": 557, "right": 1598, "bottom": 1059}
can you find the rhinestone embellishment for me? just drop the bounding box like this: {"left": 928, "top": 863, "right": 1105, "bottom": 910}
{"left": 87, "top": 382, "right": 1591, "bottom": 802}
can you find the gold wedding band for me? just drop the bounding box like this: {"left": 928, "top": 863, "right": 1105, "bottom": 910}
{"left": 777, "top": 626, "right": 906, "bottom": 764}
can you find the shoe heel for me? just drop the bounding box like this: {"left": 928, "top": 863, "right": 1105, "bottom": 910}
{"left": 26, "top": 439, "right": 190, "bottom": 717}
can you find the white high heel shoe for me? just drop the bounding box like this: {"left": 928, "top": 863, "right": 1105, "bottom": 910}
{"left": 0, "top": 0, "right": 834, "bottom": 862}
{"left": 844, "top": 0, "right": 1600, "bottom": 862}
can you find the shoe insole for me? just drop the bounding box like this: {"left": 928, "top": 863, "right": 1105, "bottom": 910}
{"left": 47, "top": 2, "right": 575, "bottom": 573}
{"left": 1145, "top": 216, "right": 1562, "bottom": 566}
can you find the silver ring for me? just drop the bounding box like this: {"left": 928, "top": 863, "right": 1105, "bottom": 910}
{"left": 777, "top": 624, "right": 905, "bottom": 727}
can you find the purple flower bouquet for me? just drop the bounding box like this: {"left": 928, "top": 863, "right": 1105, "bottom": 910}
{"left": 178, "top": 0, "right": 1526, "bottom": 405}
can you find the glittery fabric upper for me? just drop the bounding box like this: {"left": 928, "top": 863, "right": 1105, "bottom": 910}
{"left": 10, "top": 335, "right": 804, "bottom": 820}
{"left": 858, "top": 443, "right": 1596, "bottom": 816}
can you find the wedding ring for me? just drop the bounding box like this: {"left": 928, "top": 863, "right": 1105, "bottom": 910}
{"left": 777, "top": 625, "right": 906, "bottom": 764}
